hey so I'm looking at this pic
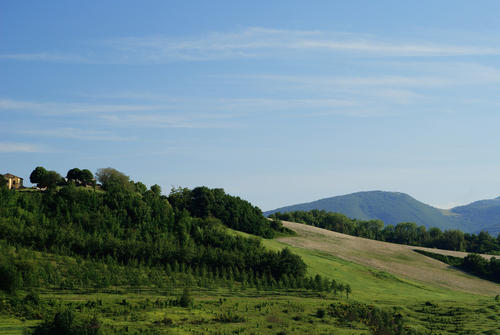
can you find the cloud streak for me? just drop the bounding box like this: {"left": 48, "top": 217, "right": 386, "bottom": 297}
{"left": 0, "top": 142, "right": 44, "bottom": 153}
{"left": 100, "top": 114, "right": 239, "bottom": 129}
{"left": 0, "top": 52, "right": 90, "bottom": 63}
{"left": 18, "top": 128, "right": 134, "bottom": 141}
{"left": 0, "top": 99, "right": 169, "bottom": 115}
{"left": 3, "top": 27, "right": 500, "bottom": 64}
{"left": 101, "top": 28, "right": 500, "bottom": 62}
{"left": 235, "top": 62, "right": 500, "bottom": 93}
{"left": 0, "top": 97, "right": 355, "bottom": 116}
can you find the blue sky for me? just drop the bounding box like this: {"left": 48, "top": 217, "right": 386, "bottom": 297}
{"left": 2, "top": 1, "right": 500, "bottom": 210}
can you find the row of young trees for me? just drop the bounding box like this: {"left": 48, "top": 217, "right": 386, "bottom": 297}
{"left": 0, "top": 239, "right": 348, "bottom": 296}
{"left": 270, "top": 210, "right": 500, "bottom": 254}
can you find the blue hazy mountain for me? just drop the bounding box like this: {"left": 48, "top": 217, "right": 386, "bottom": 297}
{"left": 265, "top": 191, "right": 500, "bottom": 234}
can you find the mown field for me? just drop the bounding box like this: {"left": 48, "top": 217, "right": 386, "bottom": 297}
{"left": 277, "top": 220, "right": 500, "bottom": 296}
{"left": 1, "top": 222, "right": 500, "bottom": 334}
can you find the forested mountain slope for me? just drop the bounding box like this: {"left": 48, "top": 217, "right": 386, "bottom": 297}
{"left": 451, "top": 196, "right": 500, "bottom": 235}
{"left": 266, "top": 191, "right": 500, "bottom": 234}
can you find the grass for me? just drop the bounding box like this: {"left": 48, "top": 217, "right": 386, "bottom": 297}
{"left": 0, "top": 287, "right": 373, "bottom": 335}
{"left": 277, "top": 221, "right": 500, "bottom": 296}
{"left": 3, "top": 287, "right": 500, "bottom": 335}
{"left": 262, "top": 238, "right": 484, "bottom": 305}
{"left": 2, "top": 221, "right": 500, "bottom": 334}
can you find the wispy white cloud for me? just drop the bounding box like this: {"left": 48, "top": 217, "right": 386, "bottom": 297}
{"left": 0, "top": 98, "right": 169, "bottom": 115}
{"left": 18, "top": 128, "right": 134, "bottom": 141}
{"left": 0, "top": 142, "right": 45, "bottom": 153}
{"left": 100, "top": 114, "right": 239, "bottom": 129}
{"left": 238, "top": 73, "right": 452, "bottom": 88}
{"left": 0, "top": 97, "right": 355, "bottom": 116}
{"left": 235, "top": 62, "right": 500, "bottom": 93}
{"left": 294, "top": 39, "right": 496, "bottom": 56}
{"left": 370, "top": 89, "right": 424, "bottom": 104}
{"left": 3, "top": 27, "right": 500, "bottom": 64}
{"left": 102, "top": 27, "right": 500, "bottom": 62}
{"left": 0, "top": 52, "right": 90, "bottom": 63}
{"left": 204, "top": 97, "right": 355, "bottom": 112}
{"left": 1, "top": 98, "right": 238, "bottom": 129}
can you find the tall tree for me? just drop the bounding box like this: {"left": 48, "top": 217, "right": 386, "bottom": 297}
{"left": 95, "top": 167, "right": 132, "bottom": 192}
{"left": 29, "top": 166, "right": 47, "bottom": 185}
{"left": 150, "top": 184, "right": 162, "bottom": 196}
{"left": 39, "top": 171, "right": 64, "bottom": 190}
{"left": 66, "top": 168, "right": 82, "bottom": 184}
{"left": 79, "top": 169, "right": 94, "bottom": 186}
{"left": 345, "top": 284, "right": 352, "bottom": 299}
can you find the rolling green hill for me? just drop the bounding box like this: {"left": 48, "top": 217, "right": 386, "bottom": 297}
{"left": 265, "top": 191, "right": 500, "bottom": 234}
{"left": 2, "top": 178, "right": 500, "bottom": 334}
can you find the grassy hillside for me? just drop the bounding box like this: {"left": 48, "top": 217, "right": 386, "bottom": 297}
{"left": 2, "top": 224, "right": 500, "bottom": 335}
{"left": 268, "top": 221, "right": 500, "bottom": 334}
{"left": 0, "top": 244, "right": 357, "bottom": 335}
{"left": 247, "top": 222, "right": 500, "bottom": 334}
{"left": 274, "top": 221, "right": 499, "bottom": 296}
{"left": 266, "top": 190, "right": 500, "bottom": 233}
{"left": 2, "top": 177, "right": 500, "bottom": 334}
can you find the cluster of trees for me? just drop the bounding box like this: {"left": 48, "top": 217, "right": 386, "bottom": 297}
{"left": 32, "top": 309, "right": 100, "bottom": 335}
{"left": 168, "top": 186, "right": 291, "bottom": 238}
{"left": 462, "top": 254, "right": 500, "bottom": 282}
{"left": 29, "top": 166, "right": 65, "bottom": 190}
{"left": 66, "top": 168, "right": 94, "bottom": 187}
{"left": 415, "top": 250, "right": 500, "bottom": 283}
{"left": 326, "top": 302, "right": 411, "bottom": 335}
{"left": 0, "top": 167, "right": 341, "bottom": 295}
{"left": 271, "top": 210, "right": 500, "bottom": 254}
{"left": 0, "top": 238, "right": 350, "bottom": 296}
{"left": 29, "top": 166, "right": 95, "bottom": 190}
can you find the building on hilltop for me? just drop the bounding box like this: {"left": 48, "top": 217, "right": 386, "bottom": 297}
{"left": 3, "top": 173, "right": 24, "bottom": 190}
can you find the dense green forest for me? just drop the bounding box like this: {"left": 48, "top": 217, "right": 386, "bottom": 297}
{"left": 270, "top": 209, "right": 500, "bottom": 254}
{"left": 0, "top": 167, "right": 339, "bottom": 292}
{"left": 0, "top": 167, "right": 363, "bottom": 334}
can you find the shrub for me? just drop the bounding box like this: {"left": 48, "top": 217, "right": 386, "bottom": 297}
{"left": 316, "top": 308, "right": 325, "bottom": 318}
{"left": 0, "top": 262, "right": 21, "bottom": 294}
{"left": 177, "top": 287, "right": 193, "bottom": 308}
{"left": 23, "top": 292, "right": 40, "bottom": 305}
{"left": 31, "top": 309, "right": 100, "bottom": 335}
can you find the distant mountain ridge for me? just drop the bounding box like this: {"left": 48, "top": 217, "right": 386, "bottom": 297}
{"left": 265, "top": 191, "right": 500, "bottom": 235}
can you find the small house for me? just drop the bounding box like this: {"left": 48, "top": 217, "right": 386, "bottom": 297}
{"left": 3, "top": 173, "right": 24, "bottom": 190}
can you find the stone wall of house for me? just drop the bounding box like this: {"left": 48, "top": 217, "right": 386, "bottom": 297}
{"left": 3, "top": 174, "right": 23, "bottom": 190}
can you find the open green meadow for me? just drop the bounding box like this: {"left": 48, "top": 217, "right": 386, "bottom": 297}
{"left": 264, "top": 239, "right": 500, "bottom": 334}
{"left": 1, "top": 229, "right": 499, "bottom": 335}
